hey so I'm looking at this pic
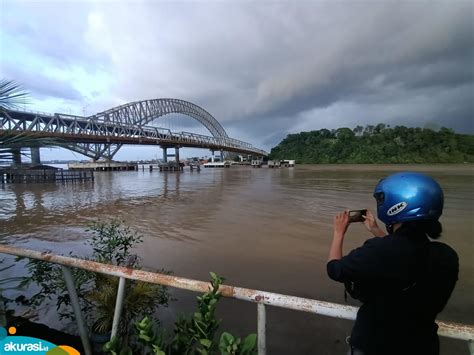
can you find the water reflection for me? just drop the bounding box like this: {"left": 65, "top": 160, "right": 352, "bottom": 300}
{"left": 0, "top": 169, "right": 240, "bottom": 243}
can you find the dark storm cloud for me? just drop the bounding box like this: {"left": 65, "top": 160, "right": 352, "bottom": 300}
{"left": 2, "top": 0, "right": 473, "bottom": 155}
{"left": 246, "top": 4, "right": 473, "bottom": 120}
{"left": 97, "top": 1, "right": 471, "bottom": 146}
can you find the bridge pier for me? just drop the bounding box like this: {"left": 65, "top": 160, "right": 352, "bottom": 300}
{"left": 12, "top": 148, "right": 22, "bottom": 166}
{"left": 30, "top": 147, "right": 41, "bottom": 166}
{"left": 162, "top": 147, "right": 168, "bottom": 163}
{"left": 210, "top": 150, "right": 224, "bottom": 162}
{"left": 162, "top": 146, "right": 180, "bottom": 163}
{"left": 175, "top": 147, "right": 180, "bottom": 163}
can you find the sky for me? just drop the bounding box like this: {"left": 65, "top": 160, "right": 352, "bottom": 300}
{"left": 1, "top": 0, "right": 473, "bottom": 161}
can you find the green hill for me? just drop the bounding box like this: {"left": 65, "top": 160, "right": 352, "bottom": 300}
{"left": 269, "top": 124, "right": 474, "bottom": 164}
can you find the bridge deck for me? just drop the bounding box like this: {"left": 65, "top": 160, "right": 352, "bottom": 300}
{"left": 1, "top": 109, "right": 267, "bottom": 157}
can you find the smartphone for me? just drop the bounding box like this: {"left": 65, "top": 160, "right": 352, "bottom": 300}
{"left": 348, "top": 209, "right": 367, "bottom": 223}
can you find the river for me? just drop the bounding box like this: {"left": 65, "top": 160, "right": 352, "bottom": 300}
{"left": 0, "top": 164, "right": 472, "bottom": 354}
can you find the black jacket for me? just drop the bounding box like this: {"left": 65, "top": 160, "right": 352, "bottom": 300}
{"left": 327, "top": 230, "right": 458, "bottom": 355}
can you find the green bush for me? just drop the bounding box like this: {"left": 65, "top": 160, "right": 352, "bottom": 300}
{"left": 19, "top": 220, "right": 170, "bottom": 336}
{"left": 104, "top": 273, "right": 257, "bottom": 355}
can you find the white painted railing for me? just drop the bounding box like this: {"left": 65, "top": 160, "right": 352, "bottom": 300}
{"left": 0, "top": 245, "right": 472, "bottom": 355}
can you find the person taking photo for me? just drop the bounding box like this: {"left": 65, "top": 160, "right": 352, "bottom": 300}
{"left": 327, "top": 172, "right": 459, "bottom": 355}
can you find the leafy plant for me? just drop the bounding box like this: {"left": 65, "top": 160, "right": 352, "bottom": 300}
{"left": 104, "top": 272, "right": 257, "bottom": 355}
{"left": 20, "top": 220, "right": 170, "bottom": 338}
{"left": 0, "top": 80, "right": 68, "bottom": 164}
{"left": 21, "top": 253, "right": 93, "bottom": 320}
{"left": 170, "top": 272, "right": 223, "bottom": 354}
{"left": 86, "top": 220, "right": 143, "bottom": 266}
{"left": 87, "top": 274, "right": 169, "bottom": 335}
{"left": 0, "top": 131, "right": 68, "bottom": 164}
{"left": 0, "top": 79, "right": 29, "bottom": 111}
{"left": 103, "top": 336, "right": 133, "bottom": 355}
{"left": 135, "top": 316, "right": 166, "bottom": 355}
{"left": 219, "top": 333, "right": 257, "bottom": 355}
{"left": 0, "top": 258, "right": 27, "bottom": 327}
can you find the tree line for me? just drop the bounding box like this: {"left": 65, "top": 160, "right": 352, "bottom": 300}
{"left": 269, "top": 124, "right": 474, "bottom": 164}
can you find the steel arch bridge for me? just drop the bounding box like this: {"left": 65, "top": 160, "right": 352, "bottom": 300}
{"left": 97, "top": 99, "right": 229, "bottom": 139}
{"left": 0, "top": 99, "right": 267, "bottom": 160}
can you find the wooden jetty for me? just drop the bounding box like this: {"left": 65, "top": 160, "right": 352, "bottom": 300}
{"left": 69, "top": 161, "right": 137, "bottom": 171}
{"left": 0, "top": 168, "right": 94, "bottom": 184}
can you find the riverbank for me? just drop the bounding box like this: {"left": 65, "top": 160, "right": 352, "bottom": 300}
{"left": 297, "top": 163, "right": 474, "bottom": 172}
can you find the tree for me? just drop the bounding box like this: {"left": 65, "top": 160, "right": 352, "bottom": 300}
{"left": 0, "top": 79, "right": 29, "bottom": 111}
{"left": 335, "top": 127, "right": 355, "bottom": 140}
{"left": 269, "top": 124, "right": 474, "bottom": 164}
{"left": 0, "top": 79, "right": 67, "bottom": 165}
{"left": 353, "top": 125, "right": 364, "bottom": 136}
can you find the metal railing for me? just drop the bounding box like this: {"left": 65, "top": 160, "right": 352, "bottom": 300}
{"left": 1, "top": 109, "right": 268, "bottom": 157}
{"left": 0, "top": 245, "right": 472, "bottom": 355}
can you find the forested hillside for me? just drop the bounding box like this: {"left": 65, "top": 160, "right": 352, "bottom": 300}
{"left": 269, "top": 124, "right": 474, "bottom": 163}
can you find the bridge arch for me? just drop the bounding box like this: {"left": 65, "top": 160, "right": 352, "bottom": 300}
{"left": 94, "top": 98, "right": 229, "bottom": 139}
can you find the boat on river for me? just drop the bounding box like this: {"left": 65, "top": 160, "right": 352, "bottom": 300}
{"left": 203, "top": 161, "right": 231, "bottom": 168}
{"left": 203, "top": 155, "right": 231, "bottom": 168}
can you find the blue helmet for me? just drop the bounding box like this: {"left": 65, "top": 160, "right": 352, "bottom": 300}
{"left": 373, "top": 172, "right": 444, "bottom": 226}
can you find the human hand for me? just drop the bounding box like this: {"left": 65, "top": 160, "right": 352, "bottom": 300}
{"left": 329, "top": 210, "right": 349, "bottom": 261}
{"left": 333, "top": 210, "right": 349, "bottom": 237}
{"left": 363, "top": 209, "right": 385, "bottom": 237}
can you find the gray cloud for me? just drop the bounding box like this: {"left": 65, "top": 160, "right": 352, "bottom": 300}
{"left": 2, "top": 64, "right": 83, "bottom": 101}
{"left": 2, "top": 0, "right": 473, "bottom": 158}
{"left": 3, "top": 2, "right": 110, "bottom": 70}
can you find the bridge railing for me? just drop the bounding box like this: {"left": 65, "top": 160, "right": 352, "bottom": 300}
{"left": 1, "top": 110, "right": 268, "bottom": 156}
{"left": 6, "top": 108, "right": 54, "bottom": 117}
{"left": 0, "top": 245, "right": 472, "bottom": 355}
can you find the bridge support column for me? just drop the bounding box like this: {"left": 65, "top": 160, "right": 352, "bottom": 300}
{"left": 175, "top": 147, "right": 180, "bottom": 163}
{"left": 12, "top": 148, "right": 22, "bottom": 166}
{"left": 30, "top": 147, "right": 41, "bottom": 166}
{"left": 162, "top": 147, "right": 168, "bottom": 163}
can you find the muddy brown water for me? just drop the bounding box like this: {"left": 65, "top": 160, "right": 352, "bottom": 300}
{"left": 1, "top": 164, "right": 473, "bottom": 354}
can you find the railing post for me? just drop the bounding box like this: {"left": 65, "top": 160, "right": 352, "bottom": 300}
{"left": 61, "top": 266, "right": 92, "bottom": 355}
{"left": 111, "top": 277, "right": 127, "bottom": 340}
{"left": 468, "top": 340, "right": 474, "bottom": 355}
{"left": 258, "top": 303, "right": 266, "bottom": 355}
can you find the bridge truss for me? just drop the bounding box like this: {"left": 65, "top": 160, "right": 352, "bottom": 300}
{"left": 96, "top": 99, "right": 229, "bottom": 139}
{"left": 0, "top": 99, "right": 267, "bottom": 160}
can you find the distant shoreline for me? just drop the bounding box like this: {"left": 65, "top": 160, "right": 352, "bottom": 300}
{"left": 294, "top": 163, "right": 474, "bottom": 172}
